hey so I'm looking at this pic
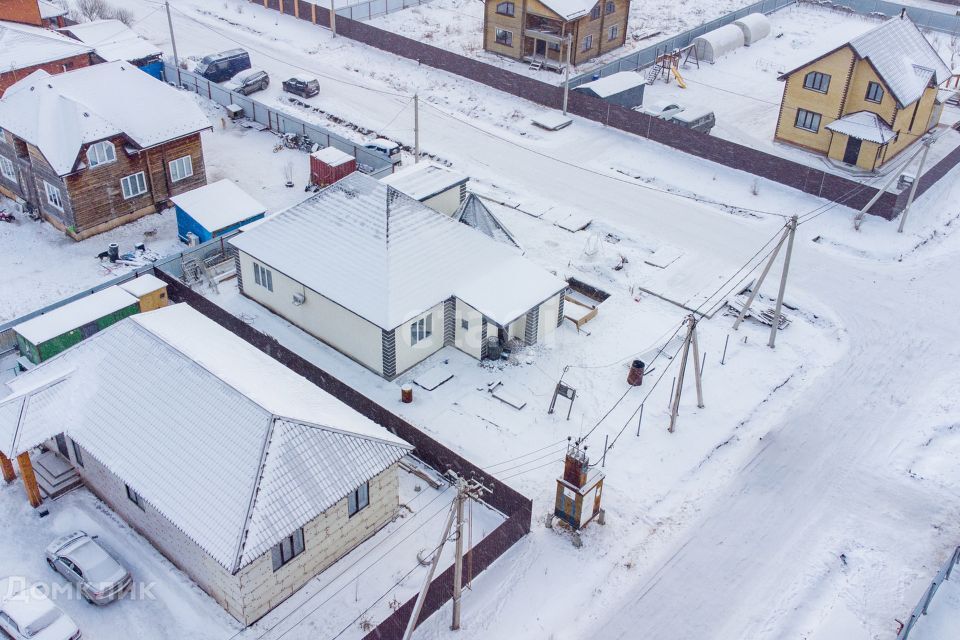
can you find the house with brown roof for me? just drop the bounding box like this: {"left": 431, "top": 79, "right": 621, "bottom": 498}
{"left": 0, "top": 20, "right": 94, "bottom": 94}
{"left": 774, "top": 14, "right": 951, "bottom": 172}
{"left": 483, "top": 0, "right": 630, "bottom": 70}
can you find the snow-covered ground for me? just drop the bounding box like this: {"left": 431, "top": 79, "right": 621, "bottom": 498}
{"left": 912, "top": 567, "right": 960, "bottom": 640}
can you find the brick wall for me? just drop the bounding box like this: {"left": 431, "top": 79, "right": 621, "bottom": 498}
{"left": 0, "top": 0, "right": 42, "bottom": 27}
{"left": 0, "top": 53, "right": 93, "bottom": 95}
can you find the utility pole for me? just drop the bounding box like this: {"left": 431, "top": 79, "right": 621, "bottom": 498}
{"left": 668, "top": 314, "right": 704, "bottom": 433}
{"left": 450, "top": 472, "right": 489, "bottom": 631}
{"left": 732, "top": 219, "right": 790, "bottom": 331}
{"left": 853, "top": 144, "right": 924, "bottom": 231}
{"left": 164, "top": 0, "right": 181, "bottom": 85}
{"left": 768, "top": 215, "right": 797, "bottom": 348}
{"left": 330, "top": 0, "right": 337, "bottom": 37}
{"left": 403, "top": 500, "right": 456, "bottom": 640}
{"left": 898, "top": 137, "right": 933, "bottom": 233}
{"left": 562, "top": 35, "right": 572, "bottom": 115}
{"left": 414, "top": 93, "right": 420, "bottom": 163}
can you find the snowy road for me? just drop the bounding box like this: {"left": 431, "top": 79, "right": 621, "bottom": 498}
{"left": 594, "top": 238, "right": 960, "bottom": 639}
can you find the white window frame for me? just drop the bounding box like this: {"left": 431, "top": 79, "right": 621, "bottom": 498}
{"left": 0, "top": 155, "right": 15, "bottom": 182}
{"left": 120, "top": 171, "right": 148, "bottom": 200}
{"left": 803, "top": 71, "right": 831, "bottom": 94}
{"left": 253, "top": 262, "right": 274, "bottom": 292}
{"left": 608, "top": 24, "right": 619, "bottom": 41}
{"left": 43, "top": 180, "right": 63, "bottom": 210}
{"left": 169, "top": 155, "right": 194, "bottom": 183}
{"left": 582, "top": 34, "right": 593, "bottom": 51}
{"left": 794, "top": 108, "right": 821, "bottom": 133}
{"left": 86, "top": 140, "right": 116, "bottom": 168}
{"left": 410, "top": 313, "right": 433, "bottom": 345}
{"left": 495, "top": 28, "right": 513, "bottom": 47}
{"left": 348, "top": 482, "right": 370, "bottom": 517}
{"left": 865, "top": 81, "right": 884, "bottom": 104}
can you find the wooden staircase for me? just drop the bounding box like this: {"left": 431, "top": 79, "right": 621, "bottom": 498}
{"left": 645, "top": 63, "right": 662, "bottom": 84}
{"left": 33, "top": 451, "right": 82, "bottom": 499}
{"left": 529, "top": 59, "right": 543, "bottom": 71}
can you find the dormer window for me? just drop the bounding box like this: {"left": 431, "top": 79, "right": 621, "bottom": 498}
{"left": 87, "top": 141, "right": 117, "bottom": 168}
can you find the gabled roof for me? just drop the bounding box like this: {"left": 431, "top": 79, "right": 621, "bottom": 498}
{"left": 826, "top": 111, "right": 896, "bottom": 144}
{"left": 13, "top": 285, "right": 139, "bottom": 345}
{"left": 0, "top": 304, "right": 412, "bottom": 573}
{"left": 0, "top": 61, "right": 210, "bottom": 176}
{"left": 535, "top": 0, "right": 597, "bottom": 21}
{"left": 778, "top": 16, "right": 950, "bottom": 108}
{"left": 380, "top": 162, "right": 468, "bottom": 202}
{"left": 38, "top": 0, "right": 67, "bottom": 19}
{"left": 59, "top": 19, "right": 161, "bottom": 63}
{"left": 230, "top": 173, "right": 566, "bottom": 328}
{"left": 0, "top": 20, "right": 92, "bottom": 77}
{"left": 453, "top": 193, "right": 521, "bottom": 251}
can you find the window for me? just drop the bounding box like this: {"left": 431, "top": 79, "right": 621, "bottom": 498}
{"left": 865, "top": 81, "right": 884, "bottom": 103}
{"left": 802, "top": 71, "right": 830, "bottom": 93}
{"left": 169, "top": 155, "right": 194, "bottom": 182}
{"left": 0, "top": 155, "right": 15, "bottom": 182}
{"left": 608, "top": 24, "right": 619, "bottom": 41}
{"left": 410, "top": 313, "right": 433, "bottom": 345}
{"left": 590, "top": 4, "right": 600, "bottom": 19}
{"left": 72, "top": 440, "right": 84, "bottom": 468}
{"left": 548, "top": 41, "right": 561, "bottom": 52}
{"left": 120, "top": 171, "right": 147, "bottom": 199}
{"left": 794, "top": 108, "right": 821, "bottom": 133}
{"left": 348, "top": 482, "right": 370, "bottom": 517}
{"left": 495, "top": 1, "right": 514, "bottom": 16}
{"left": 461, "top": 318, "right": 469, "bottom": 330}
{"left": 253, "top": 262, "right": 274, "bottom": 292}
{"left": 495, "top": 28, "right": 513, "bottom": 47}
{"left": 13, "top": 137, "right": 28, "bottom": 159}
{"left": 126, "top": 484, "right": 145, "bottom": 510}
{"left": 43, "top": 181, "right": 63, "bottom": 210}
{"left": 271, "top": 528, "right": 305, "bottom": 571}
{"left": 605, "top": 0, "right": 615, "bottom": 13}
{"left": 86, "top": 141, "right": 116, "bottom": 167}
{"left": 582, "top": 34, "right": 593, "bottom": 51}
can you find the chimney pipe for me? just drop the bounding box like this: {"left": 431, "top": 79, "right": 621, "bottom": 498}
{"left": 900, "top": 7, "right": 905, "bottom": 19}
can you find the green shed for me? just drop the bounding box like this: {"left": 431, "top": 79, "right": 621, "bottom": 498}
{"left": 14, "top": 286, "right": 141, "bottom": 364}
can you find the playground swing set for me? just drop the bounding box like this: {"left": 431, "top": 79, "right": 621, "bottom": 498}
{"left": 644, "top": 43, "right": 699, "bottom": 88}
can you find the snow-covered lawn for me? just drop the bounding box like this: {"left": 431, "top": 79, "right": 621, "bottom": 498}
{"left": 912, "top": 570, "right": 960, "bottom": 640}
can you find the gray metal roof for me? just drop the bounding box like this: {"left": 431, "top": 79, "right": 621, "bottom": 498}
{"left": 453, "top": 194, "right": 521, "bottom": 251}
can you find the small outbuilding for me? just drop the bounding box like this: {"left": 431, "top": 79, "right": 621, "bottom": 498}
{"left": 14, "top": 286, "right": 140, "bottom": 364}
{"left": 117, "top": 274, "right": 169, "bottom": 312}
{"left": 733, "top": 13, "right": 771, "bottom": 46}
{"left": 59, "top": 19, "right": 164, "bottom": 79}
{"left": 572, "top": 72, "right": 646, "bottom": 108}
{"left": 310, "top": 146, "right": 356, "bottom": 187}
{"left": 693, "top": 23, "right": 745, "bottom": 63}
{"left": 172, "top": 179, "right": 267, "bottom": 244}
{"left": 380, "top": 163, "right": 468, "bottom": 216}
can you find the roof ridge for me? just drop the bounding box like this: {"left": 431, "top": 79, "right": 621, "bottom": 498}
{"left": 230, "top": 415, "right": 280, "bottom": 574}
{"left": 272, "top": 415, "right": 414, "bottom": 450}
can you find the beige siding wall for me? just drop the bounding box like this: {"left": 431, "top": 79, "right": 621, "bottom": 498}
{"left": 538, "top": 292, "right": 562, "bottom": 341}
{"left": 238, "top": 464, "right": 400, "bottom": 624}
{"left": 843, "top": 61, "right": 897, "bottom": 123}
{"left": 775, "top": 47, "right": 855, "bottom": 152}
{"left": 237, "top": 251, "right": 384, "bottom": 375}
{"left": 454, "top": 299, "right": 485, "bottom": 358}
{"left": 67, "top": 438, "right": 244, "bottom": 620}
{"left": 393, "top": 301, "right": 446, "bottom": 375}
{"left": 885, "top": 85, "right": 939, "bottom": 162}
{"left": 827, "top": 132, "right": 883, "bottom": 171}
{"left": 423, "top": 187, "right": 464, "bottom": 216}
{"left": 485, "top": 0, "right": 524, "bottom": 58}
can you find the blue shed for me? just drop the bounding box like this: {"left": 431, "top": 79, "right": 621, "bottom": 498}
{"left": 172, "top": 180, "right": 267, "bottom": 244}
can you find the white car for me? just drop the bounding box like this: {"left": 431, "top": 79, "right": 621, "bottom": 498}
{"left": 45, "top": 532, "right": 131, "bottom": 606}
{"left": 0, "top": 578, "right": 81, "bottom": 640}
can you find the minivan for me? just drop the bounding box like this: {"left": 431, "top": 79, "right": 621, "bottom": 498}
{"left": 195, "top": 48, "right": 251, "bottom": 83}
{"left": 364, "top": 138, "right": 401, "bottom": 165}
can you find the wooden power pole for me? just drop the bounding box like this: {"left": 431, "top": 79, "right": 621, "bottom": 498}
{"left": 668, "top": 314, "right": 704, "bottom": 433}
{"left": 414, "top": 93, "right": 420, "bottom": 164}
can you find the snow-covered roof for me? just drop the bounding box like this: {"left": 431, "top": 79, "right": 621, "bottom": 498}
{"left": 230, "top": 172, "right": 566, "bottom": 328}
{"left": 849, "top": 16, "right": 951, "bottom": 108}
{"left": 538, "top": 0, "right": 596, "bottom": 21}
{"left": 573, "top": 72, "right": 645, "bottom": 98}
{"left": 0, "top": 304, "right": 412, "bottom": 573}
{"left": 13, "top": 286, "right": 138, "bottom": 345}
{"left": 0, "top": 61, "right": 211, "bottom": 176}
{"left": 380, "top": 162, "right": 468, "bottom": 201}
{"left": 37, "top": 0, "right": 67, "bottom": 19}
{"left": 0, "top": 20, "right": 92, "bottom": 78}
{"left": 170, "top": 179, "right": 266, "bottom": 232}
{"left": 453, "top": 193, "right": 521, "bottom": 251}
{"left": 826, "top": 111, "right": 897, "bottom": 144}
{"left": 693, "top": 24, "right": 745, "bottom": 63}
{"left": 733, "top": 12, "right": 770, "bottom": 46}
{"left": 117, "top": 273, "right": 167, "bottom": 298}
{"left": 312, "top": 146, "right": 355, "bottom": 167}
{"left": 59, "top": 19, "right": 161, "bottom": 63}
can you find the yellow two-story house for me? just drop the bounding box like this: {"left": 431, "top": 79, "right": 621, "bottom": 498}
{"left": 774, "top": 15, "right": 950, "bottom": 172}
{"left": 483, "top": 0, "right": 630, "bottom": 70}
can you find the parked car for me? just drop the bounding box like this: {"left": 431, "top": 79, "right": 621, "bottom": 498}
{"left": 195, "top": 48, "right": 251, "bottom": 83}
{"left": 668, "top": 108, "right": 716, "bottom": 134}
{"left": 0, "top": 578, "right": 81, "bottom": 640}
{"left": 282, "top": 75, "right": 320, "bottom": 98}
{"left": 364, "top": 138, "right": 402, "bottom": 165}
{"left": 226, "top": 69, "right": 270, "bottom": 96}
{"left": 45, "top": 531, "right": 131, "bottom": 606}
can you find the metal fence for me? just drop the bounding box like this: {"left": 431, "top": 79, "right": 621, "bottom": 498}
{"left": 335, "top": 0, "right": 430, "bottom": 21}
{"left": 164, "top": 64, "right": 394, "bottom": 178}
{"left": 570, "top": 0, "right": 960, "bottom": 87}
{"left": 897, "top": 545, "right": 960, "bottom": 640}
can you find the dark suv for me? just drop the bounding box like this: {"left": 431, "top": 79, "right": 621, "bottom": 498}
{"left": 282, "top": 76, "right": 320, "bottom": 98}
{"left": 195, "top": 48, "right": 251, "bottom": 83}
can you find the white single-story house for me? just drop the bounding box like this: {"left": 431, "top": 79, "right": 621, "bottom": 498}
{"left": 380, "top": 162, "right": 468, "bottom": 215}
{"left": 0, "top": 303, "right": 413, "bottom": 625}
{"left": 229, "top": 172, "right": 568, "bottom": 379}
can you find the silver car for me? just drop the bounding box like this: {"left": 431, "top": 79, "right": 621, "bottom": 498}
{"left": 45, "top": 532, "right": 131, "bottom": 606}
{"left": 0, "top": 578, "right": 81, "bottom": 640}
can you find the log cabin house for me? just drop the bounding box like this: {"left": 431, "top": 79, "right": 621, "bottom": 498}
{"left": 483, "top": 0, "right": 630, "bottom": 70}
{"left": 774, "top": 14, "right": 951, "bottom": 172}
{"left": 0, "top": 61, "right": 211, "bottom": 239}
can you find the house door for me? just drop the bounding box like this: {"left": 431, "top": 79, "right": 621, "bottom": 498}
{"left": 55, "top": 434, "right": 69, "bottom": 458}
{"left": 843, "top": 138, "right": 862, "bottom": 165}
{"left": 535, "top": 39, "right": 546, "bottom": 56}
